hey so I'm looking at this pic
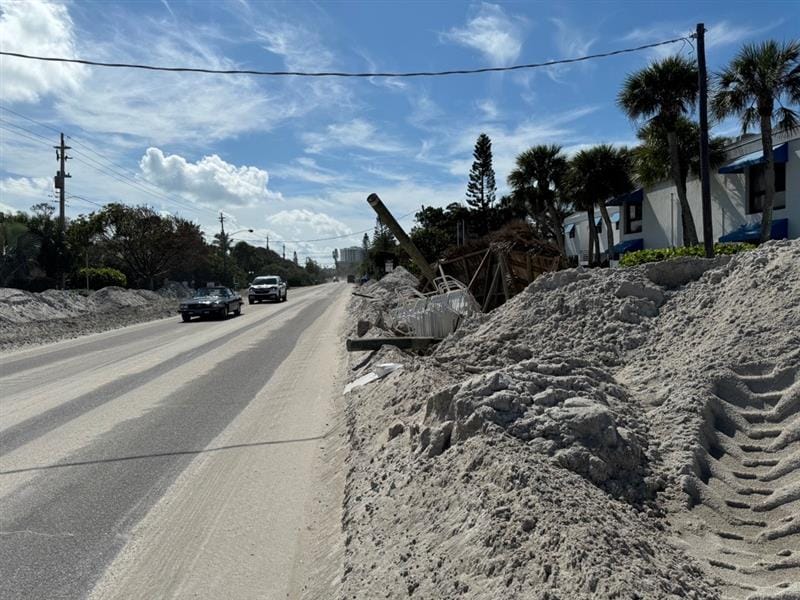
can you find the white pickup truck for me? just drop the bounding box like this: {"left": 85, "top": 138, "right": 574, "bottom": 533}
{"left": 248, "top": 275, "right": 287, "bottom": 304}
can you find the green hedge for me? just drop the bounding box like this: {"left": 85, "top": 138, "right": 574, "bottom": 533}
{"left": 619, "top": 243, "right": 756, "bottom": 267}
{"left": 78, "top": 267, "right": 128, "bottom": 289}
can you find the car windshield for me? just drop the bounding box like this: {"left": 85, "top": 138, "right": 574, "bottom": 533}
{"left": 194, "top": 288, "right": 227, "bottom": 297}
{"left": 253, "top": 277, "right": 279, "bottom": 285}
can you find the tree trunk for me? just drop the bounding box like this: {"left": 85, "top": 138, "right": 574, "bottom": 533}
{"left": 759, "top": 113, "right": 775, "bottom": 244}
{"left": 547, "top": 201, "right": 566, "bottom": 258}
{"left": 586, "top": 208, "right": 597, "bottom": 265}
{"left": 667, "top": 130, "right": 699, "bottom": 246}
{"left": 597, "top": 201, "right": 615, "bottom": 261}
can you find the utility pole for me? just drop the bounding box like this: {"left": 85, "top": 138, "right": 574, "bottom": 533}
{"left": 54, "top": 133, "right": 71, "bottom": 288}
{"left": 696, "top": 23, "right": 714, "bottom": 258}
{"left": 266, "top": 236, "right": 269, "bottom": 251}
{"left": 219, "top": 211, "right": 227, "bottom": 285}
{"left": 282, "top": 244, "right": 285, "bottom": 260}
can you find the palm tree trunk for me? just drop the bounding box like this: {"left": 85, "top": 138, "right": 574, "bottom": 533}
{"left": 547, "top": 201, "right": 566, "bottom": 258}
{"left": 586, "top": 208, "right": 597, "bottom": 265}
{"left": 667, "top": 130, "right": 699, "bottom": 246}
{"left": 759, "top": 113, "right": 775, "bottom": 243}
{"left": 597, "top": 201, "right": 615, "bottom": 260}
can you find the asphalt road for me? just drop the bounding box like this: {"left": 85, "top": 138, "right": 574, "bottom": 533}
{"left": 0, "top": 283, "right": 348, "bottom": 600}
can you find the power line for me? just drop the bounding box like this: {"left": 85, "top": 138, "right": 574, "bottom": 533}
{"left": 237, "top": 211, "right": 415, "bottom": 245}
{"left": 0, "top": 110, "right": 217, "bottom": 218}
{"left": 0, "top": 123, "right": 54, "bottom": 148}
{"left": 0, "top": 36, "right": 691, "bottom": 78}
{"left": 0, "top": 105, "right": 61, "bottom": 135}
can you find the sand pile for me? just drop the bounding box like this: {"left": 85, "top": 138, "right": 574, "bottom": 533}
{"left": 341, "top": 240, "right": 800, "bottom": 599}
{"left": 349, "top": 267, "right": 419, "bottom": 335}
{"left": 0, "top": 285, "right": 178, "bottom": 352}
{"left": 156, "top": 280, "right": 194, "bottom": 299}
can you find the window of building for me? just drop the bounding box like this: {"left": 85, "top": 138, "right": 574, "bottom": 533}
{"left": 626, "top": 203, "right": 642, "bottom": 234}
{"left": 596, "top": 220, "right": 602, "bottom": 234}
{"left": 748, "top": 162, "right": 786, "bottom": 214}
{"left": 569, "top": 227, "right": 575, "bottom": 239}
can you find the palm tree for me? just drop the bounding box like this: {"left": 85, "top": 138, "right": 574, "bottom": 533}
{"left": 634, "top": 116, "right": 728, "bottom": 193}
{"left": 568, "top": 145, "right": 634, "bottom": 262}
{"left": 618, "top": 55, "right": 699, "bottom": 246}
{"left": 712, "top": 39, "right": 800, "bottom": 243}
{"left": 508, "top": 144, "right": 569, "bottom": 256}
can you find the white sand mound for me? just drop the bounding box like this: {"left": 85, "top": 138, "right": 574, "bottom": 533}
{"left": 0, "top": 284, "right": 179, "bottom": 352}
{"left": 341, "top": 240, "right": 800, "bottom": 599}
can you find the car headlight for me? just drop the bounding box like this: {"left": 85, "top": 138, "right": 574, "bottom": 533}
{"left": 179, "top": 303, "right": 187, "bottom": 309}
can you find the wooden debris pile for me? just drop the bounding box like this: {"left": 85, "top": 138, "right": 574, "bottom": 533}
{"left": 434, "top": 221, "right": 562, "bottom": 311}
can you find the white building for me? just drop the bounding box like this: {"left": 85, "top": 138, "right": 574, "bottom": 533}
{"left": 339, "top": 246, "right": 366, "bottom": 264}
{"left": 563, "top": 207, "right": 622, "bottom": 264}
{"left": 610, "top": 129, "right": 799, "bottom": 254}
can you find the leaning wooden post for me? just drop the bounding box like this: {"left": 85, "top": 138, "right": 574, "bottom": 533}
{"left": 367, "top": 193, "right": 437, "bottom": 282}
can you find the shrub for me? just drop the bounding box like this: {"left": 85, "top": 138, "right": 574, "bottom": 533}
{"left": 619, "top": 243, "right": 756, "bottom": 267}
{"left": 78, "top": 267, "right": 128, "bottom": 289}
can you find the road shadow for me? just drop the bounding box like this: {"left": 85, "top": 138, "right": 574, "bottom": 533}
{"left": 0, "top": 431, "right": 333, "bottom": 476}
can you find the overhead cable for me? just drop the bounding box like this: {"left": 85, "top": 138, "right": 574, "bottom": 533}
{"left": 0, "top": 36, "right": 692, "bottom": 78}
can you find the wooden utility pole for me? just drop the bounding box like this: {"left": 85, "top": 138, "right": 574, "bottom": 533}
{"left": 54, "top": 133, "right": 71, "bottom": 288}
{"left": 696, "top": 23, "right": 714, "bottom": 258}
{"left": 219, "top": 211, "right": 227, "bottom": 285}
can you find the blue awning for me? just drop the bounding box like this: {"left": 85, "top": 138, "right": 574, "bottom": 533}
{"left": 606, "top": 188, "right": 643, "bottom": 206}
{"left": 610, "top": 212, "right": 621, "bottom": 223}
{"left": 610, "top": 238, "right": 644, "bottom": 254}
{"left": 718, "top": 143, "right": 788, "bottom": 174}
{"left": 718, "top": 218, "right": 789, "bottom": 243}
{"left": 565, "top": 223, "right": 576, "bottom": 234}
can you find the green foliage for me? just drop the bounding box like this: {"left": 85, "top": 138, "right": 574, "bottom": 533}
{"left": 0, "top": 218, "right": 42, "bottom": 286}
{"left": 508, "top": 144, "right": 569, "bottom": 252}
{"left": 78, "top": 267, "right": 128, "bottom": 289}
{"left": 466, "top": 133, "right": 497, "bottom": 214}
{"left": 619, "top": 243, "right": 756, "bottom": 267}
{"left": 617, "top": 55, "right": 698, "bottom": 127}
{"left": 633, "top": 117, "right": 728, "bottom": 187}
{"left": 712, "top": 39, "right": 800, "bottom": 134}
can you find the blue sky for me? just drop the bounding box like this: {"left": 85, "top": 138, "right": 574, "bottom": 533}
{"left": 0, "top": 0, "right": 797, "bottom": 265}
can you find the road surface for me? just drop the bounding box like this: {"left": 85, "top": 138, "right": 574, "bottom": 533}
{"left": 0, "top": 283, "right": 348, "bottom": 599}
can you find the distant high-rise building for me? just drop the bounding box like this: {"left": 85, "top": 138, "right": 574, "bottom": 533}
{"left": 337, "top": 246, "right": 366, "bottom": 276}
{"left": 339, "top": 246, "right": 366, "bottom": 264}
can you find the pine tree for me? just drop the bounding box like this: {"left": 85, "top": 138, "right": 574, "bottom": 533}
{"left": 466, "top": 133, "right": 497, "bottom": 212}
{"left": 293, "top": 251, "right": 298, "bottom": 265}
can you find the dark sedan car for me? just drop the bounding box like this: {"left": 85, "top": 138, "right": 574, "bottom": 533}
{"left": 178, "top": 287, "right": 243, "bottom": 322}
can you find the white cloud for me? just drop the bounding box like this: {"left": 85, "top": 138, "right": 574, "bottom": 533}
{"left": 706, "top": 20, "right": 783, "bottom": 49}
{"left": 544, "top": 19, "right": 596, "bottom": 83}
{"left": 272, "top": 157, "right": 344, "bottom": 185}
{"left": 302, "top": 119, "right": 407, "bottom": 154}
{"left": 477, "top": 99, "right": 499, "bottom": 120}
{"left": 0, "top": 0, "right": 88, "bottom": 103}
{"left": 257, "top": 21, "right": 334, "bottom": 72}
{"left": 441, "top": 105, "right": 603, "bottom": 183}
{"left": 53, "top": 20, "right": 285, "bottom": 145}
{"left": 441, "top": 3, "right": 524, "bottom": 66}
{"left": 622, "top": 20, "right": 782, "bottom": 60}
{"left": 0, "top": 176, "right": 53, "bottom": 210}
{"left": 267, "top": 208, "right": 351, "bottom": 237}
{"left": 139, "top": 148, "right": 281, "bottom": 208}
